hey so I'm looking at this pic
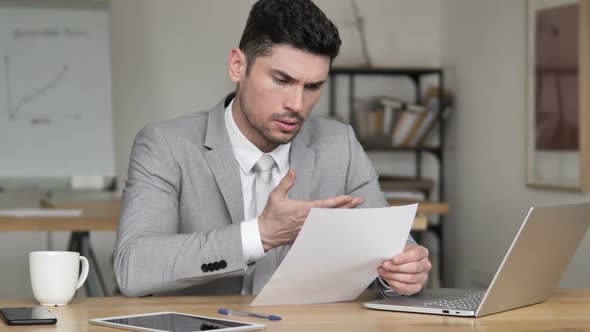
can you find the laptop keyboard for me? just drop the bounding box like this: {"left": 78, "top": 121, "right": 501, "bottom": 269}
{"left": 423, "top": 291, "right": 486, "bottom": 311}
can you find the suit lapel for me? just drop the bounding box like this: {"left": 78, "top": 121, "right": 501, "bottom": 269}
{"left": 202, "top": 95, "right": 317, "bottom": 223}
{"left": 203, "top": 95, "right": 244, "bottom": 224}
{"left": 276, "top": 123, "right": 315, "bottom": 263}
{"left": 288, "top": 126, "right": 315, "bottom": 202}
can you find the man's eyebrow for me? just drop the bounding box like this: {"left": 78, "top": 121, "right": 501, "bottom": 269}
{"left": 270, "top": 69, "right": 295, "bottom": 81}
{"left": 270, "top": 69, "right": 326, "bottom": 86}
{"left": 306, "top": 79, "right": 326, "bottom": 87}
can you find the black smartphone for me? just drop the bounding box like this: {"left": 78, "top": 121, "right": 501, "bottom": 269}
{"left": 0, "top": 307, "right": 57, "bottom": 326}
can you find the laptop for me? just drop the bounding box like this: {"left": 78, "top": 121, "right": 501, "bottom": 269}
{"left": 364, "top": 203, "right": 590, "bottom": 317}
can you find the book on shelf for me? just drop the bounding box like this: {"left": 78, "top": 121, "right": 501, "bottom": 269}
{"left": 374, "top": 108, "right": 385, "bottom": 135}
{"left": 402, "top": 104, "right": 429, "bottom": 146}
{"left": 353, "top": 98, "right": 384, "bottom": 137}
{"left": 412, "top": 86, "right": 455, "bottom": 146}
{"left": 382, "top": 107, "right": 395, "bottom": 136}
{"left": 409, "top": 100, "right": 439, "bottom": 146}
{"left": 377, "top": 96, "right": 403, "bottom": 136}
{"left": 351, "top": 87, "right": 453, "bottom": 148}
{"left": 391, "top": 104, "right": 427, "bottom": 146}
{"left": 379, "top": 96, "right": 405, "bottom": 109}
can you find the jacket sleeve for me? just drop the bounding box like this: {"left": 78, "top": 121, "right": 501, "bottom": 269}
{"left": 114, "top": 124, "right": 246, "bottom": 297}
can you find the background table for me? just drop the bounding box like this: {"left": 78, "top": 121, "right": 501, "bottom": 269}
{"left": 0, "top": 197, "right": 120, "bottom": 297}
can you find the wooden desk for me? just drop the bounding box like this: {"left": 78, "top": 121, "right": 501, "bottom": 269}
{"left": 0, "top": 289, "right": 589, "bottom": 331}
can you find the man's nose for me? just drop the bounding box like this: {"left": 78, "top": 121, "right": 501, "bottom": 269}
{"left": 284, "top": 86, "right": 304, "bottom": 113}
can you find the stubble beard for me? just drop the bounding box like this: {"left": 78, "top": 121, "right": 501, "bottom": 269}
{"left": 239, "top": 93, "right": 302, "bottom": 147}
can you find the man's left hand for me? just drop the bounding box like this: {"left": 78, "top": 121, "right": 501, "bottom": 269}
{"left": 377, "top": 243, "right": 432, "bottom": 296}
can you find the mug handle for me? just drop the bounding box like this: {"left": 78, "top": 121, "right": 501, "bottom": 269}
{"left": 76, "top": 256, "right": 90, "bottom": 290}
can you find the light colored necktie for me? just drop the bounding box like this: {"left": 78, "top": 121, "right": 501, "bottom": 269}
{"left": 252, "top": 154, "right": 279, "bottom": 294}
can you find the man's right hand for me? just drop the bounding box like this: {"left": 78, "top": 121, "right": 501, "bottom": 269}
{"left": 257, "top": 168, "right": 364, "bottom": 252}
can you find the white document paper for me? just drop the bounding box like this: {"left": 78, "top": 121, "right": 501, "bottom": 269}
{"left": 0, "top": 208, "right": 82, "bottom": 218}
{"left": 250, "top": 204, "right": 417, "bottom": 306}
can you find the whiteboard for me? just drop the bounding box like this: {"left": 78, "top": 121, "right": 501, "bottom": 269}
{"left": 0, "top": 1, "right": 114, "bottom": 180}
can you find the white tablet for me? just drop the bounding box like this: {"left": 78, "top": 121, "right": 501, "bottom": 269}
{"left": 89, "top": 311, "right": 265, "bottom": 332}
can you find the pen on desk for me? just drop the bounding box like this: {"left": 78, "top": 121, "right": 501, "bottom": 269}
{"left": 217, "top": 308, "right": 282, "bottom": 321}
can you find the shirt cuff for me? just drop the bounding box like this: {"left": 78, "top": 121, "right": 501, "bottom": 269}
{"left": 240, "top": 217, "right": 266, "bottom": 264}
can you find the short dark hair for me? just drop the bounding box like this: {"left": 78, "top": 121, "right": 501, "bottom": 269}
{"left": 238, "top": 0, "right": 341, "bottom": 73}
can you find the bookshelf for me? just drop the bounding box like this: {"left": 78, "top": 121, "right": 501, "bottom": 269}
{"left": 328, "top": 66, "right": 445, "bottom": 178}
{"left": 328, "top": 66, "right": 448, "bottom": 284}
{"left": 328, "top": 65, "right": 446, "bottom": 196}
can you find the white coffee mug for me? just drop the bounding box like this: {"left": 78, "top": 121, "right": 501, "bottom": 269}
{"left": 29, "top": 251, "right": 89, "bottom": 306}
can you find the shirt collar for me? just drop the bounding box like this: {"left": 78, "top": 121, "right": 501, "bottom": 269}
{"left": 224, "top": 98, "right": 291, "bottom": 174}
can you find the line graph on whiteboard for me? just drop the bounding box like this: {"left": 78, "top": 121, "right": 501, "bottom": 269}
{"left": 3, "top": 55, "right": 81, "bottom": 124}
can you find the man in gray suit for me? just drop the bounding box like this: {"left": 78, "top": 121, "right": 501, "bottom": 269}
{"left": 115, "top": 0, "right": 431, "bottom": 297}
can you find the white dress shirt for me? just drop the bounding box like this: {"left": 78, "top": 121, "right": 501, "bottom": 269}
{"left": 224, "top": 99, "right": 291, "bottom": 264}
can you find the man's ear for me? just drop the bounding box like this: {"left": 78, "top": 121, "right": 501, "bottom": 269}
{"left": 228, "top": 48, "right": 247, "bottom": 83}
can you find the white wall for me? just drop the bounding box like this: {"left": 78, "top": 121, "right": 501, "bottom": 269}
{"left": 111, "top": 0, "right": 255, "bottom": 190}
{"left": 0, "top": 0, "right": 440, "bottom": 298}
{"left": 441, "top": 0, "right": 590, "bottom": 288}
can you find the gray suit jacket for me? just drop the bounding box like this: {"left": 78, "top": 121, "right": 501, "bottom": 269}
{"left": 115, "top": 94, "right": 400, "bottom": 297}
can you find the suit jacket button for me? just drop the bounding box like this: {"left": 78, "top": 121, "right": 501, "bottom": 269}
{"left": 207, "top": 263, "right": 214, "bottom": 271}
{"left": 213, "top": 262, "right": 220, "bottom": 270}
{"left": 201, "top": 264, "right": 209, "bottom": 273}
{"left": 219, "top": 260, "right": 227, "bottom": 269}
